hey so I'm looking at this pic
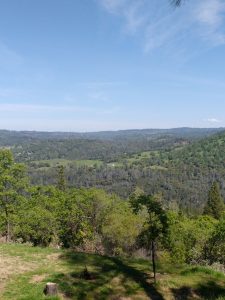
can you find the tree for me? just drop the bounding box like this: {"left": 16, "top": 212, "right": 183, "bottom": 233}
{"left": 0, "top": 150, "right": 27, "bottom": 242}
{"left": 57, "top": 165, "right": 66, "bottom": 191}
{"left": 203, "top": 182, "right": 224, "bottom": 219}
{"left": 58, "top": 189, "right": 92, "bottom": 248}
{"left": 131, "top": 195, "right": 168, "bottom": 283}
{"left": 165, "top": 212, "right": 217, "bottom": 264}
{"left": 102, "top": 200, "right": 143, "bottom": 256}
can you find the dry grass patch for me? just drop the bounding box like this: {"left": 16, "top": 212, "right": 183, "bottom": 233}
{"left": 29, "top": 274, "right": 47, "bottom": 284}
{"left": 0, "top": 254, "right": 36, "bottom": 292}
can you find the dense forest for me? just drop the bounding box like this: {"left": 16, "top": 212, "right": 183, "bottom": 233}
{"left": 5, "top": 128, "right": 222, "bottom": 213}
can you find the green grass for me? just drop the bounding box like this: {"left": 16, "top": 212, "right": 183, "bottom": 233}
{"left": 126, "top": 151, "right": 155, "bottom": 163}
{"left": 0, "top": 243, "right": 225, "bottom": 300}
{"left": 31, "top": 159, "right": 103, "bottom": 169}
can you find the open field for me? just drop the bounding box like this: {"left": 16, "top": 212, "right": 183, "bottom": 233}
{"left": 30, "top": 159, "right": 104, "bottom": 169}
{"left": 0, "top": 243, "right": 225, "bottom": 300}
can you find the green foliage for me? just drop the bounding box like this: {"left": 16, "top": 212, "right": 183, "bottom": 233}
{"left": 57, "top": 189, "right": 93, "bottom": 248}
{"left": 14, "top": 186, "right": 63, "bottom": 246}
{"left": 131, "top": 194, "right": 168, "bottom": 244}
{"left": 102, "top": 200, "right": 144, "bottom": 255}
{"left": 165, "top": 212, "right": 217, "bottom": 264}
{"left": 204, "top": 182, "right": 225, "bottom": 219}
{"left": 205, "top": 216, "right": 225, "bottom": 265}
{"left": 58, "top": 188, "right": 143, "bottom": 255}
{"left": 0, "top": 150, "right": 28, "bottom": 241}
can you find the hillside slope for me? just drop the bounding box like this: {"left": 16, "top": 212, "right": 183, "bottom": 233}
{"left": 170, "top": 130, "right": 225, "bottom": 171}
{"left": 27, "top": 131, "right": 225, "bottom": 212}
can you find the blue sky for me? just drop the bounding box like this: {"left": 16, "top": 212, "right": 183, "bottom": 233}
{"left": 0, "top": 0, "right": 225, "bottom": 131}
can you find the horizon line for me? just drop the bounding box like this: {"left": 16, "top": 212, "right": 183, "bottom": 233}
{"left": 0, "top": 126, "right": 224, "bottom": 134}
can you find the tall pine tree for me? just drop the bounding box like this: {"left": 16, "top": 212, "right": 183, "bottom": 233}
{"left": 57, "top": 165, "right": 66, "bottom": 191}
{"left": 203, "top": 182, "right": 224, "bottom": 219}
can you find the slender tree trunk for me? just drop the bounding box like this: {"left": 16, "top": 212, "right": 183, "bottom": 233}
{"left": 6, "top": 220, "right": 10, "bottom": 242}
{"left": 5, "top": 206, "right": 10, "bottom": 243}
{"left": 151, "top": 240, "right": 156, "bottom": 283}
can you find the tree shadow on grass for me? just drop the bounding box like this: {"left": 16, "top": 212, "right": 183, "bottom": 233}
{"left": 195, "top": 280, "right": 225, "bottom": 299}
{"left": 171, "top": 286, "right": 195, "bottom": 300}
{"left": 50, "top": 251, "right": 165, "bottom": 300}
{"left": 171, "top": 281, "right": 225, "bottom": 300}
{"left": 109, "top": 257, "right": 164, "bottom": 300}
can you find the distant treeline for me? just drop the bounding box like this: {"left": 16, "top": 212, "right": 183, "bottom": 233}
{"left": 0, "top": 127, "right": 223, "bottom": 145}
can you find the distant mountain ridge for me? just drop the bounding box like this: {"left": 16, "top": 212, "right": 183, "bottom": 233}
{"left": 0, "top": 127, "right": 224, "bottom": 163}
{"left": 0, "top": 127, "right": 224, "bottom": 146}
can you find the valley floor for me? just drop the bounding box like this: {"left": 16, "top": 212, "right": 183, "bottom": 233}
{"left": 0, "top": 243, "right": 225, "bottom": 300}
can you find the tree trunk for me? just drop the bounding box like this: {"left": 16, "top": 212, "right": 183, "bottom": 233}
{"left": 151, "top": 240, "right": 156, "bottom": 283}
{"left": 5, "top": 207, "right": 10, "bottom": 243}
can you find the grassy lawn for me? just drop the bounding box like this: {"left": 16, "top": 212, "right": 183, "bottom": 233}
{"left": 0, "top": 243, "right": 225, "bottom": 300}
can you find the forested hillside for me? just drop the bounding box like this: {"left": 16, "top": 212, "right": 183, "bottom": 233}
{"left": 12, "top": 136, "right": 186, "bottom": 162}
{"left": 26, "top": 130, "right": 225, "bottom": 213}
{"left": 1, "top": 128, "right": 225, "bottom": 212}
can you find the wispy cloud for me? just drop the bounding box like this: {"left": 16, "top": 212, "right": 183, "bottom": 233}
{"left": 98, "top": 0, "right": 225, "bottom": 54}
{"left": 99, "top": 0, "right": 148, "bottom": 33}
{"left": 205, "top": 117, "right": 222, "bottom": 123}
{"left": 99, "top": 0, "right": 127, "bottom": 14}
{"left": 194, "top": 0, "right": 225, "bottom": 45}
{"left": 196, "top": 0, "right": 225, "bottom": 26}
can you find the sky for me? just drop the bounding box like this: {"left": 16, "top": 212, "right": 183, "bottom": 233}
{"left": 0, "top": 0, "right": 225, "bottom": 132}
